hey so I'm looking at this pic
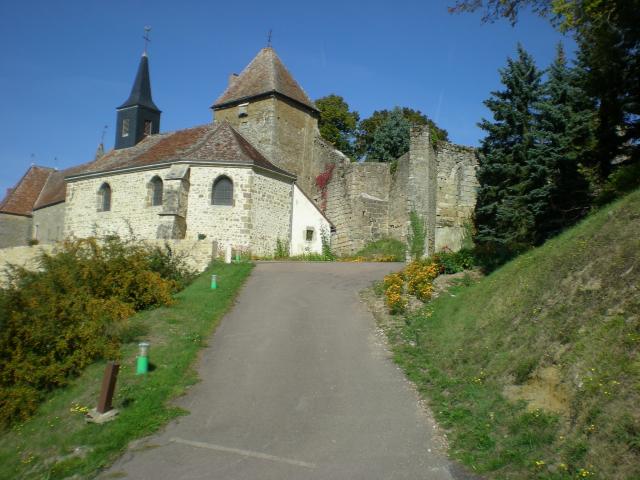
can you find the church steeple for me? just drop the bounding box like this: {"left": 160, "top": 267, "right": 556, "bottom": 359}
{"left": 115, "top": 49, "right": 161, "bottom": 150}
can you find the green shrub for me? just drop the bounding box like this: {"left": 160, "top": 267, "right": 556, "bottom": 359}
{"left": 320, "top": 228, "right": 335, "bottom": 261}
{"left": 433, "top": 248, "right": 476, "bottom": 274}
{"left": 597, "top": 161, "right": 640, "bottom": 205}
{"left": 0, "top": 237, "right": 187, "bottom": 428}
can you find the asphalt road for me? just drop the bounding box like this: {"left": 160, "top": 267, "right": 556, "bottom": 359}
{"left": 102, "top": 262, "right": 470, "bottom": 480}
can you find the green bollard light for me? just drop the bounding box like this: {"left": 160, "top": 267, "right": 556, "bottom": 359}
{"left": 136, "top": 342, "right": 150, "bottom": 375}
{"left": 210, "top": 274, "right": 217, "bottom": 289}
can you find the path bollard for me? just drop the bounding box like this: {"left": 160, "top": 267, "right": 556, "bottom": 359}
{"left": 211, "top": 274, "right": 217, "bottom": 289}
{"left": 136, "top": 342, "right": 150, "bottom": 375}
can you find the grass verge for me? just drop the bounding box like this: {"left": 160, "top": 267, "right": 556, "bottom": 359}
{"left": 0, "top": 261, "right": 253, "bottom": 479}
{"left": 377, "top": 189, "right": 640, "bottom": 479}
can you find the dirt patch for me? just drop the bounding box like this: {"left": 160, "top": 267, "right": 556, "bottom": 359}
{"left": 432, "top": 269, "right": 484, "bottom": 299}
{"left": 503, "top": 366, "right": 570, "bottom": 415}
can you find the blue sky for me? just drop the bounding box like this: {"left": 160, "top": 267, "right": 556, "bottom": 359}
{"left": 0, "top": 0, "right": 573, "bottom": 196}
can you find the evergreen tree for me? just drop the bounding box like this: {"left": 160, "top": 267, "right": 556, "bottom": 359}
{"left": 368, "top": 108, "right": 411, "bottom": 162}
{"left": 474, "top": 45, "right": 544, "bottom": 267}
{"left": 532, "top": 44, "right": 596, "bottom": 236}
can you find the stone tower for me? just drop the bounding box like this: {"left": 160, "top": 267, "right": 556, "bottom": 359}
{"left": 115, "top": 53, "right": 161, "bottom": 149}
{"left": 211, "top": 48, "right": 319, "bottom": 190}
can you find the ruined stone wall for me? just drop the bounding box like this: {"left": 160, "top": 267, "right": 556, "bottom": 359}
{"left": 185, "top": 165, "right": 253, "bottom": 250}
{"left": 65, "top": 167, "right": 171, "bottom": 240}
{"left": 323, "top": 162, "right": 391, "bottom": 255}
{"left": 32, "top": 203, "right": 65, "bottom": 244}
{"left": 250, "top": 170, "right": 293, "bottom": 256}
{"left": 388, "top": 153, "right": 410, "bottom": 243}
{"left": 0, "top": 213, "right": 31, "bottom": 248}
{"left": 434, "top": 142, "right": 478, "bottom": 251}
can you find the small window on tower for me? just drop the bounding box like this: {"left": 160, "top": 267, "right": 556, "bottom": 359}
{"left": 122, "top": 119, "right": 130, "bottom": 137}
{"left": 144, "top": 120, "right": 153, "bottom": 136}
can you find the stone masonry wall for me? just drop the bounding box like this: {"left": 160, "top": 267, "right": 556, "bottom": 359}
{"left": 65, "top": 167, "right": 171, "bottom": 240}
{"left": 250, "top": 170, "right": 293, "bottom": 256}
{"left": 184, "top": 165, "right": 253, "bottom": 250}
{"left": 0, "top": 213, "right": 31, "bottom": 248}
{"left": 32, "top": 203, "right": 65, "bottom": 244}
{"left": 215, "top": 96, "right": 320, "bottom": 194}
{"left": 0, "top": 239, "right": 215, "bottom": 286}
{"left": 434, "top": 142, "right": 478, "bottom": 251}
{"left": 215, "top": 97, "right": 278, "bottom": 165}
{"left": 323, "top": 162, "right": 391, "bottom": 255}
{"left": 388, "top": 153, "right": 410, "bottom": 243}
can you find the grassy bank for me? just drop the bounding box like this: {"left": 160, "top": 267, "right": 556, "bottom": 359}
{"left": 0, "top": 261, "right": 253, "bottom": 479}
{"left": 380, "top": 190, "right": 640, "bottom": 479}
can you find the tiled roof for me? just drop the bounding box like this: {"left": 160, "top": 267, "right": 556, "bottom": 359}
{"left": 0, "top": 166, "right": 55, "bottom": 216}
{"left": 72, "top": 121, "right": 294, "bottom": 178}
{"left": 213, "top": 47, "right": 317, "bottom": 112}
{"left": 18, "top": 122, "right": 294, "bottom": 211}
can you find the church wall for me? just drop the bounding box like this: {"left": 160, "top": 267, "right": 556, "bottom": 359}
{"left": 0, "top": 213, "right": 31, "bottom": 248}
{"left": 64, "top": 168, "right": 171, "bottom": 240}
{"left": 250, "top": 171, "right": 293, "bottom": 256}
{"left": 32, "top": 203, "right": 65, "bottom": 244}
{"left": 185, "top": 165, "right": 253, "bottom": 252}
{"left": 434, "top": 143, "right": 478, "bottom": 251}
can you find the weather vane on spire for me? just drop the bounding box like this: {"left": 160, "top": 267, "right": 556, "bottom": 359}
{"left": 143, "top": 26, "right": 152, "bottom": 55}
{"left": 267, "top": 29, "right": 272, "bottom": 48}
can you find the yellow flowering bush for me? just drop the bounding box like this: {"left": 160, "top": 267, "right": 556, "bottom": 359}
{"left": 405, "top": 260, "right": 439, "bottom": 301}
{"left": 384, "top": 272, "right": 407, "bottom": 314}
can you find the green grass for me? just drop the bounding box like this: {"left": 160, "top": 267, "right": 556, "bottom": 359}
{"left": 381, "top": 189, "right": 640, "bottom": 479}
{"left": 353, "top": 237, "right": 406, "bottom": 261}
{"left": 0, "top": 261, "right": 253, "bottom": 479}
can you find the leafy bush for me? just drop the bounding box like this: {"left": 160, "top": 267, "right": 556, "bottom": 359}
{"left": 433, "top": 248, "right": 476, "bottom": 274}
{"left": 0, "top": 237, "right": 190, "bottom": 427}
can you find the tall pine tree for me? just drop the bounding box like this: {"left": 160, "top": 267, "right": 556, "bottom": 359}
{"left": 532, "top": 44, "right": 596, "bottom": 237}
{"left": 474, "top": 45, "right": 544, "bottom": 268}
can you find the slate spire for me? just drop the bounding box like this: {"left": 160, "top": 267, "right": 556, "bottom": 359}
{"left": 118, "top": 53, "right": 160, "bottom": 111}
{"left": 115, "top": 52, "right": 161, "bottom": 149}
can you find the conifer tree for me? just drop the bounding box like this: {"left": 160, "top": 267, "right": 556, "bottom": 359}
{"left": 474, "top": 45, "right": 543, "bottom": 267}
{"left": 369, "top": 108, "right": 411, "bottom": 162}
{"left": 532, "top": 44, "right": 596, "bottom": 236}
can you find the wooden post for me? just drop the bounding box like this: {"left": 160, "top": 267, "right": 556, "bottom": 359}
{"left": 97, "top": 361, "right": 119, "bottom": 414}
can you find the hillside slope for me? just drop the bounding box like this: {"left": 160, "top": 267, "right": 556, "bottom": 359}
{"left": 389, "top": 189, "right": 640, "bottom": 479}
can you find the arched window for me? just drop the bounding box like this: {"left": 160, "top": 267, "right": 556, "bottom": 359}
{"left": 212, "top": 176, "right": 233, "bottom": 206}
{"left": 98, "top": 183, "right": 111, "bottom": 212}
{"left": 149, "top": 176, "right": 163, "bottom": 206}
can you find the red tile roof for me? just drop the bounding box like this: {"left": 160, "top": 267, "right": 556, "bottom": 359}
{"left": 72, "top": 121, "right": 294, "bottom": 178}
{"left": 7, "top": 122, "right": 294, "bottom": 212}
{"left": 0, "top": 166, "right": 55, "bottom": 216}
{"left": 213, "top": 47, "right": 317, "bottom": 112}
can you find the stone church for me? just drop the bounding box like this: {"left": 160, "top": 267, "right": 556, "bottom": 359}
{"left": 0, "top": 46, "right": 478, "bottom": 258}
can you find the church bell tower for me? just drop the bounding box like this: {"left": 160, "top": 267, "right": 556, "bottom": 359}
{"left": 115, "top": 35, "right": 161, "bottom": 150}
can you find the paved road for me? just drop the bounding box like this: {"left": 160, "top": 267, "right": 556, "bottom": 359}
{"left": 103, "top": 262, "right": 468, "bottom": 480}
